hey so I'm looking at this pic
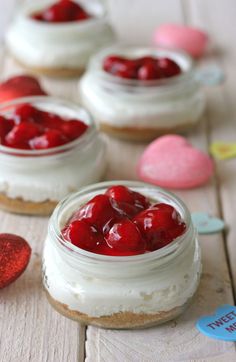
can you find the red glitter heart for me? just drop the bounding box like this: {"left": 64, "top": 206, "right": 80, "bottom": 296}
{"left": 0, "top": 233, "right": 31, "bottom": 289}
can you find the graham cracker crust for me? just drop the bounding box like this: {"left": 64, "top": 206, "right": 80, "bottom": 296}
{"left": 0, "top": 192, "right": 57, "bottom": 216}
{"left": 99, "top": 121, "right": 196, "bottom": 142}
{"left": 10, "top": 53, "right": 85, "bottom": 78}
{"left": 46, "top": 290, "right": 190, "bottom": 329}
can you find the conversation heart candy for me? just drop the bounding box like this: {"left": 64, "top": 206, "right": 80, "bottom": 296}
{"left": 197, "top": 305, "right": 236, "bottom": 341}
{"left": 137, "top": 135, "right": 214, "bottom": 189}
{"left": 153, "top": 24, "right": 208, "bottom": 58}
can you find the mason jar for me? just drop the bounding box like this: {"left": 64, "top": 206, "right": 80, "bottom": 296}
{"left": 0, "top": 96, "right": 106, "bottom": 215}
{"left": 6, "top": 0, "right": 115, "bottom": 77}
{"left": 79, "top": 45, "right": 206, "bottom": 141}
{"left": 43, "top": 181, "right": 201, "bottom": 329}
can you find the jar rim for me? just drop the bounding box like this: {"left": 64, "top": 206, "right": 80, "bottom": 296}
{"left": 0, "top": 95, "right": 97, "bottom": 157}
{"left": 49, "top": 180, "right": 194, "bottom": 264}
{"left": 87, "top": 44, "right": 196, "bottom": 90}
{"left": 17, "top": 0, "right": 108, "bottom": 29}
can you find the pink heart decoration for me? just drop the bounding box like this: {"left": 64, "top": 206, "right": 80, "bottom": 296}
{"left": 137, "top": 135, "right": 214, "bottom": 189}
{"left": 153, "top": 24, "right": 208, "bottom": 58}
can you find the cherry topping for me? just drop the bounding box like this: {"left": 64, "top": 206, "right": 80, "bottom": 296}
{"left": 62, "top": 220, "right": 99, "bottom": 251}
{"left": 0, "top": 103, "right": 88, "bottom": 150}
{"left": 105, "top": 219, "right": 146, "bottom": 253}
{"left": 73, "top": 194, "right": 119, "bottom": 232}
{"left": 137, "top": 62, "right": 163, "bottom": 80}
{"left": 30, "top": 129, "right": 67, "bottom": 149}
{"left": 60, "top": 119, "right": 88, "bottom": 140}
{"left": 32, "top": 0, "right": 90, "bottom": 23}
{"left": 106, "top": 185, "right": 150, "bottom": 210}
{"left": 0, "top": 116, "right": 14, "bottom": 141}
{"left": 14, "top": 103, "right": 39, "bottom": 123}
{"left": 133, "top": 203, "right": 186, "bottom": 251}
{"left": 157, "top": 58, "right": 181, "bottom": 78}
{"left": 103, "top": 55, "right": 182, "bottom": 81}
{"left": 62, "top": 186, "right": 186, "bottom": 256}
{"left": 5, "top": 122, "right": 41, "bottom": 149}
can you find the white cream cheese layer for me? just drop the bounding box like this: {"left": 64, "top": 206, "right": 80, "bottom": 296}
{"left": 43, "top": 234, "right": 201, "bottom": 317}
{"left": 0, "top": 137, "right": 105, "bottom": 203}
{"left": 80, "top": 73, "right": 205, "bottom": 129}
{"left": 6, "top": 1, "right": 114, "bottom": 69}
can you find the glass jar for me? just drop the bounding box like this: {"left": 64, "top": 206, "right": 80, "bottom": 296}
{"left": 0, "top": 96, "right": 106, "bottom": 215}
{"left": 6, "top": 0, "right": 115, "bottom": 77}
{"left": 80, "top": 45, "right": 206, "bottom": 141}
{"left": 43, "top": 180, "right": 201, "bottom": 329}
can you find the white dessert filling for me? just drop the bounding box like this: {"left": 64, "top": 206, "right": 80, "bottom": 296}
{"left": 80, "top": 73, "right": 205, "bottom": 129}
{"left": 43, "top": 233, "right": 201, "bottom": 317}
{"left": 6, "top": 1, "right": 114, "bottom": 69}
{"left": 0, "top": 138, "right": 105, "bottom": 203}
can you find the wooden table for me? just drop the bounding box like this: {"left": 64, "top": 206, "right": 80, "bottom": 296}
{"left": 1, "top": 0, "right": 236, "bottom": 361}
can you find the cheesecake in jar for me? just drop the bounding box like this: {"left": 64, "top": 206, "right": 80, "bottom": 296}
{"left": 0, "top": 96, "right": 106, "bottom": 215}
{"left": 80, "top": 46, "right": 205, "bottom": 141}
{"left": 43, "top": 181, "right": 201, "bottom": 329}
{"left": 6, "top": 0, "right": 115, "bottom": 77}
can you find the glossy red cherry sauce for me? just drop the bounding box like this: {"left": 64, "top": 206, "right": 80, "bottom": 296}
{"left": 62, "top": 185, "right": 186, "bottom": 256}
{"left": 0, "top": 103, "right": 88, "bottom": 150}
{"left": 103, "top": 55, "right": 182, "bottom": 80}
{"left": 103, "top": 55, "right": 182, "bottom": 81}
{"left": 31, "top": 0, "right": 91, "bottom": 23}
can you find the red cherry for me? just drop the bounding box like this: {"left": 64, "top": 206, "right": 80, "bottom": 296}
{"left": 62, "top": 219, "right": 100, "bottom": 251}
{"left": 75, "top": 10, "right": 90, "bottom": 21}
{"left": 73, "top": 194, "right": 118, "bottom": 231}
{"left": 0, "top": 116, "right": 14, "bottom": 142}
{"left": 0, "top": 75, "right": 47, "bottom": 103}
{"left": 105, "top": 219, "right": 146, "bottom": 253}
{"left": 60, "top": 120, "right": 88, "bottom": 140}
{"left": 31, "top": 13, "right": 43, "bottom": 21}
{"left": 157, "top": 58, "right": 181, "bottom": 78}
{"left": 103, "top": 55, "right": 126, "bottom": 72}
{"left": 14, "top": 103, "right": 39, "bottom": 123}
{"left": 133, "top": 203, "right": 186, "bottom": 251}
{"left": 137, "top": 62, "right": 163, "bottom": 80}
{"left": 40, "top": 0, "right": 89, "bottom": 23}
{"left": 0, "top": 233, "right": 31, "bottom": 289}
{"left": 5, "top": 122, "right": 41, "bottom": 149}
{"left": 40, "top": 112, "right": 63, "bottom": 130}
{"left": 106, "top": 185, "right": 150, "bottom": 211}
{"left": 112, "top": 201, "right": 140, "bottom": 218}
{"left": 106, "top": 185, "right": 134, "bottom": 204}
{"left": 30, "top": 129, "right": 67, "bottom": 149}
{"left": 95, "top": 243, "right": 143, "bottom": 256}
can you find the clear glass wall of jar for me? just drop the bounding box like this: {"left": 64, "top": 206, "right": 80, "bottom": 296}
{"left": 0, "top": 96, "right": 106, "bottom": 215}
{"left": 43, "top": 181, "right": 201, "bottom": 329}
{"left": 80, "top": 46, "right": 206, "bottom": 141}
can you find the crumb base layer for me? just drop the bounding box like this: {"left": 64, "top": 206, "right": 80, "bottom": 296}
{"left": 10, "top": 54, "right": 85, "bottom": 78}
{"left": 0, "top": 192, "right": 58, "bottom": 216}
{"left": 46, "top": 290, "right": 191, "bottom": 329}
{"left": 99, "top": 121, "right": 197, "bottom": 141}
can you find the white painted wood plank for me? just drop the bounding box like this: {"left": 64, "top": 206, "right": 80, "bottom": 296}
{"left": 187, "top": 0, "right": 236, "bottom": 296}
{"left": 0, "top": 211, "right": 83, "bottom": 362}
{"left": 107, "top": 0, "right": 184, "bottom": 44}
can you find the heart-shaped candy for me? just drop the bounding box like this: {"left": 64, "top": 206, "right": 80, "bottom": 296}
{"left": 137, "top": 135, "right": 214, "bottom": 189}
{"left": 197, "top": 305, "right": 236, "bottom": 341}
{"left": 0, "top": 233, "right": 31, "bottom": 289}
{"left": 191, "top": 212, "right": 225, "bottom": 234}
{"left": 153, "top": 24, "right": 208, "bottom": 58}
{"left": 210, "top": 142, "right": 236, "bottom": 160}
{"left": 0, "top": 75, "right": 47, "bottom": 103}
